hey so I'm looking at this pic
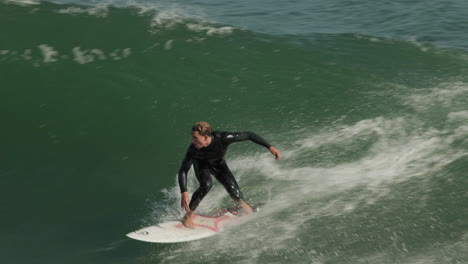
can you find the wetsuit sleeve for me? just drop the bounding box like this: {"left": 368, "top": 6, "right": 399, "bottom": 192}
{"left": 220, "top": 132, "right": 272, "bottom": 149}
{"left": 178, "top": 148, "right": 193, "bottom": 193}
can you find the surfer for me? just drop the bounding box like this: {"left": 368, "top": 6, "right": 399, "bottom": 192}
{"left": 178, "top": 121, "right": 281, "bottom": 228}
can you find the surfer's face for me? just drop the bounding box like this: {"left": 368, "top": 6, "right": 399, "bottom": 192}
{"left": 191, "top": 131, "right": 211, "bottom": 149}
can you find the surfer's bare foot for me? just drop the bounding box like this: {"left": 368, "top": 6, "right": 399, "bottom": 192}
{"left": 239, "top": 200, "right": 254, "bottom": 215}
{"left": 182, "top": 211, "right": 195, "bottom": 229}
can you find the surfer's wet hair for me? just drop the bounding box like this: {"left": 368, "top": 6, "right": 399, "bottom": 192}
{"left": 192, "top": 121, "right": 213, "bottom": 136}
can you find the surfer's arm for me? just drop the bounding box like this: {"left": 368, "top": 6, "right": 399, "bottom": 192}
{"left": 178, "top": 152, "right": 193, "bottom": 194}
{"left": 221, "top": 132, "right": 271, "bottom": 148}
{"left": 221, "top": 132, "right": 281, "bottom": 160}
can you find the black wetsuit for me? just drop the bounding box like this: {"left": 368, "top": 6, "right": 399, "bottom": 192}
{"left": 178, "top": 131, "right": 272, "bottom": 211}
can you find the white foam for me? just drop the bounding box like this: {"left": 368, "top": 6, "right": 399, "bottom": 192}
{"left": 186, "top": 24, "right": 234, "bottom": 36}
{"left": 109, "top": 49, "right": 121, "bottom": 60}
{"left": 38, "top": 44, "right": 59, "bottom": 63}
{"left": 146, "top": 7, "right": 235, "bottom": 37}
{"left": 447, "top": 110, "right": 468, "bottom": 123}
{"left": 72, "top": 47, "right": 95, "bottom": 64}
{"left": 408, "top": 36, "right": 431, "bottom": 52}
{"left": 22, "top": 49, "right": 32, "bottom": 60}
{"left": 87, "top": 48, "right": 129, "bottom": 62}
{"left": 403, "top": 82, "right": 468, "bottom": 112}
{"left": 90, "top": 49, "right": 107, "bottom": 60}
{"left": 164, "top": 40, "right": 174, "bottom": 50}
{"left": 155, "top": 90, "right": 468, "bottom": 262}
{"left": 122, "top": 48, "right": 131, "bottom": 58}
{"left": 150, "top": 9, "right": 187, "bottom": 29}
{"left": 2, "top": 45, "right": 132, "bottom": 65}
{"left": 57, "top": 5, "right": 109, "bottom": 18}
{"left": 2, "top": 0, "right": 38, "bottom": 5}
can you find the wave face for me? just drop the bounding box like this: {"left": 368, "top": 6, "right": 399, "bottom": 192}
{"left": 10, "top": 0, "right": 468, "bottom": 49}
{"left": 1, "top": 1, "right": 468, "bottom": 264}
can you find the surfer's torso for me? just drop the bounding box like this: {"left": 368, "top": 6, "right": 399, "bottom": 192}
{"left": 178, "top": 131, "right": 272, "bottom": 194}
{"left": 187, "top": 131, "right": 236, "bottom": 162}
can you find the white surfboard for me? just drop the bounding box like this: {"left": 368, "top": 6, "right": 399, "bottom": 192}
{"left": 126, "top": 203, "right": 262, "bottom": 243}
{"left": 126, "top": 212, "right": 238, "bottom": 243}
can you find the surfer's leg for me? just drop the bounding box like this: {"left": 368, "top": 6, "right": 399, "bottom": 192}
{"left": 189, "top": 161, "right": 213, "bottom": 211}
{"left": 183, "top": 161, "right": 213, "bottom": 228}
{"left": 212, "top": 160, "right": 253, "bottom": 214}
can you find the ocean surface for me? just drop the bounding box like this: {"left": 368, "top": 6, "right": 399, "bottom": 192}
{"left": 1, "top": 0, "right": 468, "bottom": 263}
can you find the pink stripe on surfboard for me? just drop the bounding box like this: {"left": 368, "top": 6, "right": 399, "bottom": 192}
{"left": 175, "top": 214, "right": 233, "bottom": 232}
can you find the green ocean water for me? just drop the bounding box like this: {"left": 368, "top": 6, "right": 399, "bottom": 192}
{"left": 1, "top": 1, "right": 468, "bottom": 263}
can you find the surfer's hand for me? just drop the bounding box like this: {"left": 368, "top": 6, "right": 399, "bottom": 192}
{"left": 269, "top": 146, "right": 281, "bottom": 160}
{"left": 181, "top": 192, "right": 190, "bottom": 211}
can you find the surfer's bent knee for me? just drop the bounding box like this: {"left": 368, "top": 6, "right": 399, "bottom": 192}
{"left": 200, "top": 180, "right": 213, "bottom": 193}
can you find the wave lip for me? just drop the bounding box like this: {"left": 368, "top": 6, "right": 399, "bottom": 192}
{"left": 2, "top": 0, "right": 39, "bottom": 5}
{"left": 57, "top": 5, "right": 109, "bottom": 17}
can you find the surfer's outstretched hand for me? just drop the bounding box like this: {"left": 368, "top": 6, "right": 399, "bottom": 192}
{"left": 269, "top": 146, "right": 281, "bottom": 160}
{"left": 181, "top": 192, "right": 190, "bottom": 211}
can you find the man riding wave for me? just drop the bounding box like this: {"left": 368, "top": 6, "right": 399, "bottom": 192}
{"left": 178, "top": 121, "right": 281, "bottom": 228}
